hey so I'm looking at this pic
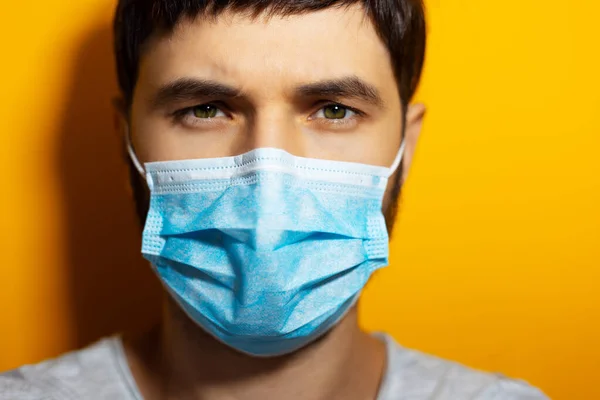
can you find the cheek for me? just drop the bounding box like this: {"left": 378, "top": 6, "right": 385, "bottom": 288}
{"left": 370, "top": 109, "right": 404, "bottom": 168}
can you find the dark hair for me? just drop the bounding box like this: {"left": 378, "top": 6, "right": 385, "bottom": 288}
{"left": 113, "top": 0, "right": 426, "bottom": 229}
{"left": 113, "top": 0, "right": 426, "bottom": 108}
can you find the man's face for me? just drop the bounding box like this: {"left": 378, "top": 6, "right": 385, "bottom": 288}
{"left": 130, "top": 4, "right": 405, "bottom": 211}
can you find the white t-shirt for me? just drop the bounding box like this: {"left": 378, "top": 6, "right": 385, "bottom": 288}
{"left": 0, "top": 334, "right": 548, "bottom": 399}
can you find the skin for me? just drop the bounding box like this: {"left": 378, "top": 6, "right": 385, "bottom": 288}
{"left": 118, "top": 4, "right": 425, "bottom": 400}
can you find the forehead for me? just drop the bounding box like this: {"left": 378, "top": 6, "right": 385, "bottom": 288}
{"left": 137, "top": 5, "right": 397, "bottom": 97}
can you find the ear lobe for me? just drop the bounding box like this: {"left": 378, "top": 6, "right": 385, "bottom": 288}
{"left": 401, "top": 103, "right": 426, "bottom": 183}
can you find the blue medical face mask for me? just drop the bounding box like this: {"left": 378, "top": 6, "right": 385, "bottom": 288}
{"left": 128, "top": 141, "right": 404, "bottom": 357}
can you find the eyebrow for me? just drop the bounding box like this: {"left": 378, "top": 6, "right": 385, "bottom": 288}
{"left": 295, "top": 76, "right": 385, "bottom": 108}
{"left": 150, "top": 75, "right": 384, "bottom": 110}
{"left": 151, "top": 78, "right": 241, "bottom": 109}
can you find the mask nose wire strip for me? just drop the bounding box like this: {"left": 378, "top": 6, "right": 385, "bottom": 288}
{"left": 125, "top": 131, "right": 405, "bottom": 179}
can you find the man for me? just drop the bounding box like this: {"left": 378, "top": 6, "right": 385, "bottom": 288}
{"left": 0, "top": 1, "right": 548, "bottom": 399}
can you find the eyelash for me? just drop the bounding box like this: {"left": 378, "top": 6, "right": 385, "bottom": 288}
{"left": 171, "top": 102, "right": 364, "bottom": 127}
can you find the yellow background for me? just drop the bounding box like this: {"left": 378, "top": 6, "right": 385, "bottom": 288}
{"left": 1, "top": 1, "right": 598, "bottom": 398}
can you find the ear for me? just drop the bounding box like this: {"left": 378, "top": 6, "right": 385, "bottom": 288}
{"left": 111, "top": 96, "right": 136, "bottom": 198}
{"left": 111, "top": 96, "right": 129, "bottom": 141}
{"left": 401, "top": 103, "right": 426, "bottom": 183}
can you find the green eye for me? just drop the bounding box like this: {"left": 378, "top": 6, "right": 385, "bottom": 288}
{"left": 323, "top": 105, "right": 348, "bottom": 119}
{"left": 192, "top": 104, "right": 219, "bottom": 119}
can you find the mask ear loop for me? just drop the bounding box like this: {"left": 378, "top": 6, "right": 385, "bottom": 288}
{"left": 388, "top": 140, "right": 406, "bottom": 176}
{"left": 124, "top": 126, "right": 146, "bottom": 177}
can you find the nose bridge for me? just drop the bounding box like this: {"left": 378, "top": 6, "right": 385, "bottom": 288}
{"left": 247, "top": 104, "right": 306, "bottom": 157}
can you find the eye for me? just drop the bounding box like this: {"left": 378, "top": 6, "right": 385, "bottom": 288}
{"left": 314, "top": 104, "right": 357, "bottom": 120}
{"left": 172, "top": 103, "right": 229, "bottom": 128}
{"left": 190, "top": 104, "right": 226, "bottom": 119}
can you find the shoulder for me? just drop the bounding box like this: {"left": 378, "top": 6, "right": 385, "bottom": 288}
{"left": 0, "top": 370, "right": 50, "bottom": 400}
{"left": 473, "top": 379, "right": 550, "bottom": 399}
{"left": 0, "top": 337, "right": 135, "bottom": 400}
{"left": 377, "top": 334, "right": 549, "bottom": 400}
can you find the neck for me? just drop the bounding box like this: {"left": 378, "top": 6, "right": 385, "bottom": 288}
{"left": 125, "top": 297, "right": 386, "bottom": 400}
